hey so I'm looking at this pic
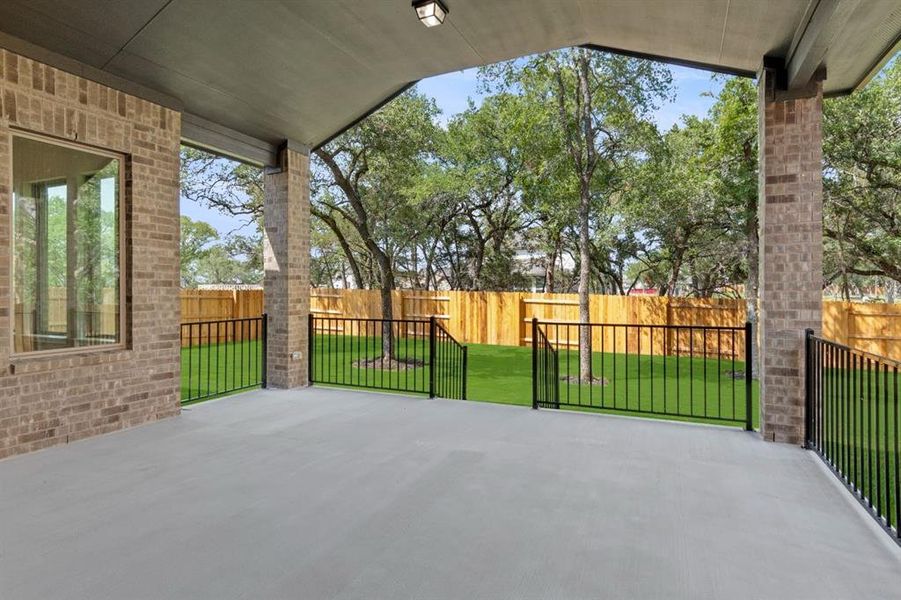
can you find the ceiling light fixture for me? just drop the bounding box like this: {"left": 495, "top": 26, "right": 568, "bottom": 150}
{"left": 413, "top": 0, "right": 449, "bottom": 27}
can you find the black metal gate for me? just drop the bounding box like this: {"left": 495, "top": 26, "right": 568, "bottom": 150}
{"left": 309, "top": 315, "right": 467, "bottom": 400}
{"left": 531, "top": 318, "right": 754, "bottom": 429}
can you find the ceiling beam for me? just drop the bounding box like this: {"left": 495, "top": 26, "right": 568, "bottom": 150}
{"left": 581, "top": 44, "right": 757, "bottom": 79}
{"left": 181, "top": 113, "right": 310, "bottom": 167}
{"left": 786, "top": 0, "right": 858, "bottom": 90}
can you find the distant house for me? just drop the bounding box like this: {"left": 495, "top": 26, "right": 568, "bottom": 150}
{"left": 513, "top": 249, "right": 575, "bottom": 292}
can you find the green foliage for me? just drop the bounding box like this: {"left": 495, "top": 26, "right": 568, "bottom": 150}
{"left": 180, "top": 215, "right": 261, "bottom": 287}
{"left": 483, "top": 49, "right": 674, "bottom": 296}
{"left": 177, "top": 47, "right": 898, "bottom": 305}
{"left": 312, "top": 90, "right": 443, "bottom": 290}
{"left": 179, "top": 147, "right": 266, "bottom": 287}
{"left": 623, "top": 117, "right": 737, "bottom": 295}
{"left": 180, "top": 146, "right": 263, "bottom": 218}
{"left": 622, "top": 76, "right": 759, "bottom": 298}
{"left": 823, "top": 59, "right": 901, "bottom": 292}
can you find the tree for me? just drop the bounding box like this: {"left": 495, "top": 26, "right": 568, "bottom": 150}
{"left": 180, "top": 146, "right": 263, "bottom": 219}
{"left": 436, "top": 94, "right": 532, "bottom": 290}
{"left": 179, "top": 146, "right": 265, "bottom": 287}
{"left": 705, "top": 77, "right": 759, "bottom": 368}
{"left": 193, "top": 243, "right": 261, "bottom": 285}
{"left": 180, "top": 216, "right": 218, "bottom": 287}
{"left": 624, "top": 118, "right": 734, "bottom": 297}
{"left": 312, "top": 90, "right": 441, "bottom": 361}
{"left": 487, "top": 48, "right": 673, "bottom": 381}
{"left": 180, "top": 215, "right": 261, "bottom": 287}
{"left": 823, "top": 59, "right": 901, "bottom": 290}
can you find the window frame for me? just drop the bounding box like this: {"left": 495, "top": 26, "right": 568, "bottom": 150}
{"left": 8, "top": 130, "right": 128, "bottom": 358}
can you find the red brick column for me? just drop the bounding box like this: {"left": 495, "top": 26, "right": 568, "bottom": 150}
{"left": 263, "top": 146, "right": 310, "bottom": 389}
{"left": 757, "top": 67, "right": 823, "bottom": 444}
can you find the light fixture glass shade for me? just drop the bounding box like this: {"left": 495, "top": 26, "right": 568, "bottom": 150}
{"left": 414, "top": 0, "right": 448, "bottom": 27}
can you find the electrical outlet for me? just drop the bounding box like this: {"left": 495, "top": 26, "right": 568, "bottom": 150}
{"left": 291, "top": 351, "right": 301, "bottom": 361}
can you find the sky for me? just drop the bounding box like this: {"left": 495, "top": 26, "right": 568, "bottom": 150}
{"left": 180, "top": 63, "right": 727, "bottom": 235}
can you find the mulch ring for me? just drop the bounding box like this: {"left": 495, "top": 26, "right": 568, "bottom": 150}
{"left": 353, "top": 356, "right": 425, "bottom": 371}
{"left": 560, "top": 375, "right": 609, "bottom": 386}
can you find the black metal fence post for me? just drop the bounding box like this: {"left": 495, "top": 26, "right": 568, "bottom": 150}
{"left": 429, "top": 315, "right": 436, "bottom": 399}
{"left": 261, "top": 312, "right": 268, "bottom": 389}
{"left": 307, "top": 313, "right": 314, "bottom": 386}
{"left": 554, "top": 342, "right": 560, "bottom": 409}
{"left": 745, "top": 321, "right": 753, "bottom": 431}
{"left": 804, "top": 328, "right": 814, "bottom": 448}
{"left": 532, "top": 317, "right": 538, "bottom": 410}
{"left": 462, "top": 346, "right": 468, "bottom": 400}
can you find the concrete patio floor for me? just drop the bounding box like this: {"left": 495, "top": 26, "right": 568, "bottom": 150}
{"left": 1, "top": 387, "right": 899, "bottom": 599}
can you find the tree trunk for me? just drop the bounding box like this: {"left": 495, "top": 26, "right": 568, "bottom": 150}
{"left": 575, "top": 51, "right": 594, "bottom": 383}
{"left": 667, "top": 251, "right": 684, "bottom": 298}
{"left": 544, "top": 255, "right": 555, "bottom": 293}
{"left": 743, "top": 142, "right": 760, "bottom": 378}
{"left": 545, "top": 233, "right": 561, "bottom": 293}
{"left": 313, "top": 209, "right": 365, "bottom": 289}
{"left": 578, "top": 184, "right": 592, "bottom": 382}
{"left": 369, "top": 247, "right": 396, "bottom": 360}
{"left": 745, "top": 202, "right": 760, "bottom": 378}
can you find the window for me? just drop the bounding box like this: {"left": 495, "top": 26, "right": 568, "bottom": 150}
{"left": 12, "top": 134, "right": 123, "bottom": 354}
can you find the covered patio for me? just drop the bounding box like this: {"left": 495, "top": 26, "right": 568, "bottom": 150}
{"left": 2, "top": 388, "right": 899, "bottom": 599}
{"left": 0, "top": 2, "right": 900, "bottom": 597}
{"left": 0, "top": 0, "right": 899, "bottom": 459}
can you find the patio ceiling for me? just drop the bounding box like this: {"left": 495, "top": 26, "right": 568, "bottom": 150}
{"left": 0, "top": 0, "right": 899, "bottom": 164}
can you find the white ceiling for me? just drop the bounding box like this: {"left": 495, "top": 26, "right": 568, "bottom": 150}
{"left": 0, "top": 0, "right": 898, "bottom": 157}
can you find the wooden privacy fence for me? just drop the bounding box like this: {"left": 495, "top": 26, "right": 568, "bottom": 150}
{"left": 174, "top": 288, "right": 901, "bottom": 360}
{"left": 308, "top": 289, "right": 901, "bottom": 362}
{"left": 822, "top": 301, "right": 901, "bottom": 359}
{"left": 181, "top": 289, "right": 263, "bottom": 346}
{"left": 182, "top": 289, "right": 263, "bottom": 322}
{"left": 311, "top": 289, "right": 747, "bottom": 357}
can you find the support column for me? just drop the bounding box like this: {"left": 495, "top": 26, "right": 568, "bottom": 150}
{"left": 263, "top": 145, "right": 310, "bottom": 388}
{"left": 757, "top": 64, "right": 824, "bottom": 444}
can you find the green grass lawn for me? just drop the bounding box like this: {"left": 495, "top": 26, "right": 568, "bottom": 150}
{"left": 181, "top": 338, "right": 263, "bottom": 404}
{"left": 466, "top": 342, "right": 758, "bottom": 428}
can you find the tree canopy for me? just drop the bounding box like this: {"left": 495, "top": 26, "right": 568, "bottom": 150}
{"left": 177, "top": 50, "right": 900, "bottom": 309}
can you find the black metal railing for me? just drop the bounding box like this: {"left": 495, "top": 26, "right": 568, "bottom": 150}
{"left": 532, "top": 318, "right": 559, "bottom": 409}
{"left": 531, "top": 319, "right": 754, "bottom": 429}
{"left": 181, "top": 314, "right": 267, "bottom": 404}
{"left": 806, "top": 331, "right": 900, "bottom": 543}
{"left": 433, "top": 321, "right": 468, "bottom": 400}
{"left": 309, "top": 315, "right": 467, "bottom": 400}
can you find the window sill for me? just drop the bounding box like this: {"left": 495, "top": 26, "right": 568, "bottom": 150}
{"left": 9, "top": 344, "right": 131, "bottom": 366}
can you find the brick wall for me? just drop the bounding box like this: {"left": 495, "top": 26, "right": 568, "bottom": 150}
{"left": 0, "top": 49, "right": 182, "bottom": 458}
{"left": 263, "top": 147, "right": 311, "bottom": 388}
{"left": 758, "top": 70, "right": 824, "bottom": 444}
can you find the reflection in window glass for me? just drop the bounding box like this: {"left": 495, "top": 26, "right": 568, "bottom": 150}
{"left": 12, "top": 135, "right": 121, "bottom": 353}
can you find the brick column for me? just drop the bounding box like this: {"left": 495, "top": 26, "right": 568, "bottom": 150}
{"left": 263, "top": 145, "right": 310, "bottom": 388}
{"left": 757, "top": 66, "right": 823, "bottom": 444}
